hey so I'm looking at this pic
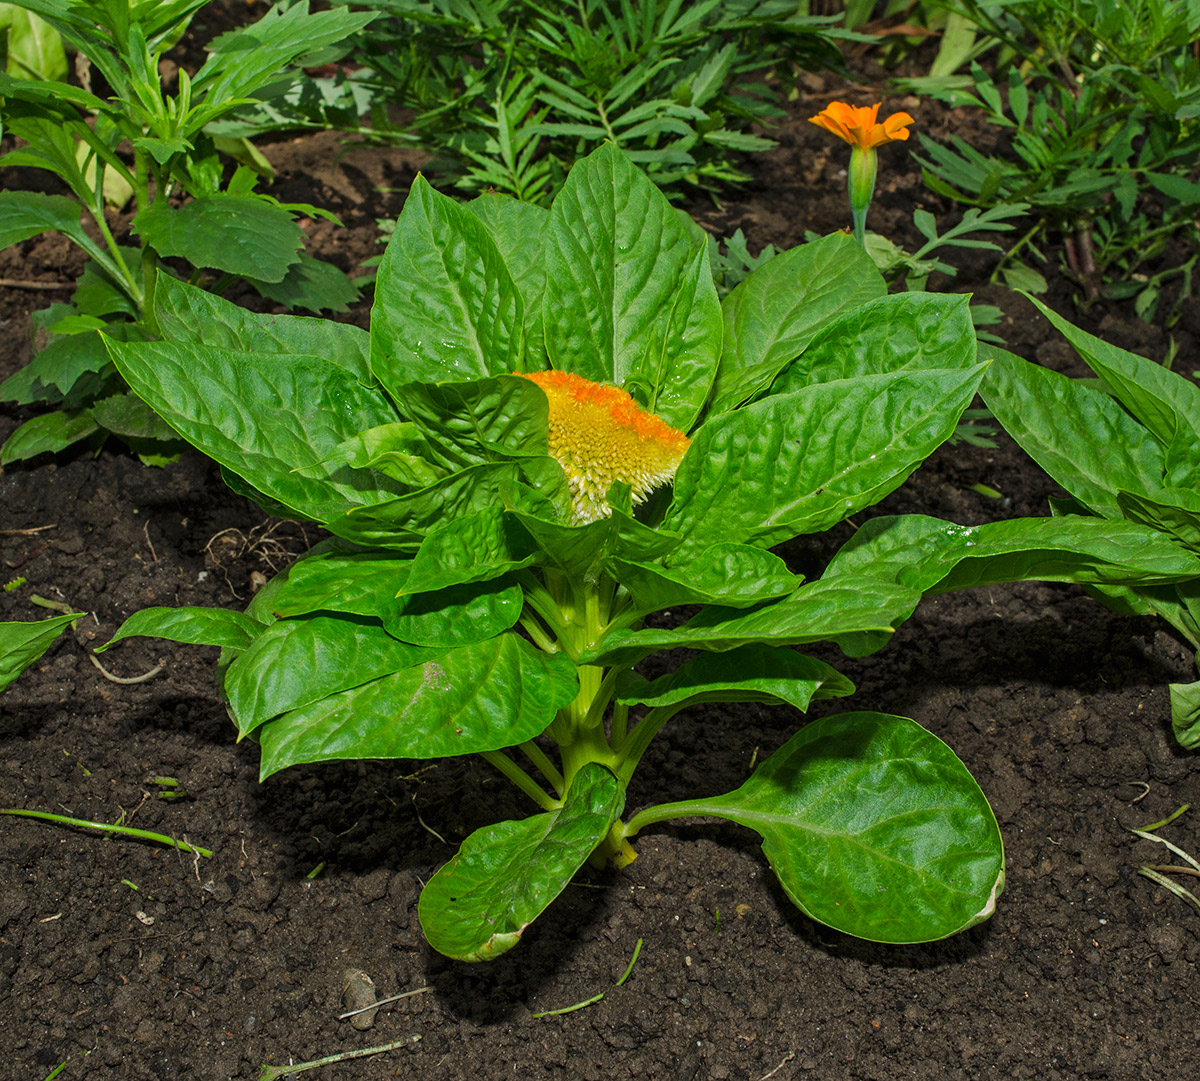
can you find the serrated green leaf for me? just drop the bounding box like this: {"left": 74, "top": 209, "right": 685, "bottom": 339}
{"left": 223, "top": 615, "right": 435, "bottom": 736}
{"left": 542, "top": 143, "right": 721, "bottom": 431}
{"left": 256, "top": 632, "right": 579, "bottom": 776}
{"left": 0, "top": 189, "right": 88, "bottom": 251}
{"left": 370, "top": 175, "right": 526, "bottom": 388}
{"left": 106, "top": 338, "right": 401, "bottom": 520}
{"left": 419, "top": 763, "right": 623, "bottom": 961}
{"left": 666, "top": 366, "right": 988, "bottom": 552}
{"left": 616, "top": 645, "right": 853, "bottom": 710}
{"left": 132, "top": 195, "right": 304, "bottom": 282}
{"left": 675, "top": 712, "right": 1003, "bottom": 943}
{"left": 100, "top": 606, "right": 266, "bottom": 653}
{"left": 4, "top": 329, "right": 110, "bottom": 398}
{"left": 980, "top": 345, "right": 1165, "bottom": 518}
{"left": 0, "top": 614, "right": 81, "bottom": 693}
{"left": 710, "top": 233, "right": 885, "bottom": 414}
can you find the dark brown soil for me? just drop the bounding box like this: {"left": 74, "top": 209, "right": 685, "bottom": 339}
{"left": 2, "top": 43, "right": 1199, "bottom": 1081}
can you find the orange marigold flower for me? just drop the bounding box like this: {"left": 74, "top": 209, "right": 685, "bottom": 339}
{"left": 519, "top": 370, "right": 690, "bottom": 524}
{"left": 809, "top": 102, "right": 914, "bottom": 150}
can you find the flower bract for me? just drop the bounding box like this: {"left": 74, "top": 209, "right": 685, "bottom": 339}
{"left": 809, "top": 102, "right": 914, "bottom": 150}
{"left": 520, "top": 370, "right": 691, "bottom": 524}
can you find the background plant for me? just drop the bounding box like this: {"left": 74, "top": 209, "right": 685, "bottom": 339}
{"left": 911, "top": 0, "right": 1200, "bottom": 318}
{"left": 981, "top": 295, "right": 1200, "bottom": 747}
{"left": 0, "top": 0, "right": 376, "bottom": 465}
{"left": 93, "top": 144, "right": 1200, "bottom": 963}
{"left": 297, "top": 0, "right": 848, "bottom": 203}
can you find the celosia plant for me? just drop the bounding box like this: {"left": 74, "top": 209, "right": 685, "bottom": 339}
{"left": 100, "top": 145, "right": 1197, "bottom": 961}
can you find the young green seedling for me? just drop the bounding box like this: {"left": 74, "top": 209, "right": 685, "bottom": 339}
{"left": 100, "top": 144, "right": 1199, "bottom": 961}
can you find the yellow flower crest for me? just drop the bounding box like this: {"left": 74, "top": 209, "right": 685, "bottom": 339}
{"left": 809, "top": 102, "right": 914, "bottom": 151}
{"left": 519, "top": 370, "right": 691, "bottom": 524}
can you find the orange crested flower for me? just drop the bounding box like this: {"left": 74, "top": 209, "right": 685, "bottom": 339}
{"left": 519, "top": 370, "right": 690, "bottom": 524}
{"left": 809, "top": 102, "right": 914, "bottom": 150}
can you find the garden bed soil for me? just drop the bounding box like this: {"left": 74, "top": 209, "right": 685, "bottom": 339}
{"left": 2, "top": 43, "right": 1200, "bottom": 1081}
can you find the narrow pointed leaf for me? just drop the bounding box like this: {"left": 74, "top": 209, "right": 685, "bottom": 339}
{"left": 419, "top": 763, "right": 624, "bottom": 961}
{"left": 1, "top": 614, "right": 82, "bottom": 692}
{"left": 682, "top": 712, "right": 1003, "bottom": 943}
{"left": 257, "top": 634, "right": 579, "bottom": 776}
{"left": 100, "top": 606, "right": 265, "bottom": 652}
{"left": 616, "top": 645, "right": 853, "bottom": 710}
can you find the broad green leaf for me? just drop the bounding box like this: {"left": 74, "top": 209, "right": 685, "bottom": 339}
{"left": 0, "top": 6, "right": 68, "bottom": 81}
{"left": 256, "top": 633, "right": 579, "bottom": 776}
{"left": 385, "top": 579, "right": 524, "bottom": 648}
{"left": 980, "top": 346, "right": 1165, "bottom": 518}
{"left": 672, "top": 712, "right": 1003, "bottom": 943}
{"left": 1116, "top": 489, "right": 1200, "bottom": 554}
{"left": 465, "top": 193, "right": 548, "bottom": 349}
{"left": 246, "top": 253, "right": 360, "bottom": 314}
{"left": 542, "top": 143, "right": 721, "bottom": 431}
{"left": 370, "top": 175, "right": 525, "bottom": 389}
{"left": 269, "top": 551, "right": 413, "bottom": 621}
{"left": 406, "top": 509, "right": 539, "bottom": 593}
{"left": 1170, "top": 679, "right": 1200, "bottom": 748}
{"left": 584, "top": 576, "right": 921, "bottom": 666}
{"left": 710, "top": 233, "right": 886, "bottom": 414}
{"left": 824, "top": 514, "right": 1200, "bottom": 594}
{"left": 772, "top": 292, "right": 977, "bottom": 394}
{"left": 616, "top": 645, "right": 853, "bottom": 710}
{"left": 397, "top": 375, "right": 549, "bottom": 470}
{"left": 666, "top": 366, "right": 988, "bottom": 552}
{"left": 223, "top": 615, "right": 435, "bottom": 736}
{"left": 1024, "top": 295, "right": 1200, "bottom": 449}
{"left": 419, "top": 763, "right": 623, "bottom": 961}
{"left": 513, "top": 504, "right": 681, "bottom": 579}
{"left": 0, "top": 614, "right": 81, "bottom": 693}
{"left": 106, "top": 339, "right": 402, "bottom": 519}
{"left": 100, "top": 606, "right": 266, "bottom": 652}
{"left": 155, "top": 275, "right": 371, "bottom": 378}
{"left": 3, "top": 329, "right": 111, "bottom": 399}
{"left": 295, "top": 424, "right": 442, "bottom": 489}
{"left": 90, "top": 392, "right": 179, "bottom": 444}
{"left": 0, "top": 409, "right": 97, "bottom": 464}
{"left": 132, "top": 195, "right": 303, "bottom": 282}
{"left": 0, "top": 189, "right": 99, "bottom": 256}
{"left": 609, "top": 542, "right": 801, "bottom": 613}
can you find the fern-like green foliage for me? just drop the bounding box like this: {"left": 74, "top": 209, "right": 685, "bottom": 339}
{"left": 345, "top": 0, "right": 846, "bottom": 203}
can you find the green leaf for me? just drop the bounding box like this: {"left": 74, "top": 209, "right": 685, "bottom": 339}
{"left": 295, "top": 424, "right": 442, "bottom": 489}
{"left": 680, "top": 712, "right": 1003, "bottom": 943}
{"left": 824, "top": 514, "right": 1200, "bottom": 594}
{"left": 1023, "top": 295, "right": 1200, "bottom": 452}
{"left": 106, "top": 339, "right": 402, "bottom": 520}
{"left": 0, "top": 409, "right": 98, "bottom": 465}
{"left": 980, "top": 345, "right": 1165, "bottom": 518}
{"left": 0, "top": 614, "right": 81, "bottom": 693}
{"left": 406, "top": 509, "right": 539, "bottom": 593}
{"left": 419, "top": 763, "right": 623, "bottom": 961}
{"left": 616, "top": 645, "right": 853, "bottom": 711}
{"left": 0, "top": 6, "right": 68, "bottom": 81}
{"left": 609, "top": 541, "right": 801, "bottom": 613}
{"left": 0, "top": 189, "right": 94, "bottom": 253}
{"left": 246, "top": 253, "right": 360, "bottom": 313}
{"left": 155, "top": 275, "right": 371, "bottom": 379}
{"left": 1170, "top": 679, "right": 1200, "bottom": 749}
{"left": 710, "top": 233, "right": 886, "bottom": 414}
{"left": 542, "top": 143, "right": 721, "bottom": 431}
{"left": 584, "top": 576, "right": 921, "bottom": 667}
{"left": 99, "top": 606, "right": 266, "bottom": 653}
{"left": 223, "top": 615, "right": 435, "bottom": 737}
{"left": 268, "top": 550, "right": 413, "bottom": 621}
{"left": 256, "top": 633, "right": 579, "bottom": 776}
{"left": 666, "top": 366, "right": 988, "bottom": 552}
{"left": 1115, "top": 489, "right": 1200, "bottom": 554}
{"left": 465, "top": 192, "right": 548, "bottom": 349}
{"left": 5, "top": 329, "right": 112, "bottom": 400}
{"left": 370, "top": 175, "right": 526, "bottom": 389}
{"left": 772, "top": 292, "right": 977, "bottom": 394}
{"left": 512, "top": 504, "right": 680, "bottom": 579}
{"left": 90, "top": 392, "right": 178, "bottom": 444}
{"left": 385, "top": 579, "right": 525, "bottom": 648}
{"left": 132, "top": 195, "right": 304, "bottom": 282}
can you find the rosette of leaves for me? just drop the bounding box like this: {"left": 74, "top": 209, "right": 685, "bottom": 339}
{"left": 0, "top": 0, "right": 377, "bottom": 465}
{"left": 325, "top": 0, "right": 845, "bottom": 203}
{"left": 100, "top": 144, "right": 1199, "bottom": 961}
{"left": 980, "top": 295, "right": 1200, "bottom": 747}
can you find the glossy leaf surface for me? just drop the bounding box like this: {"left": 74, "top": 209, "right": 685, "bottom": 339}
{"left": 101, "top": 606, "right": 265, "bottom": 652}
{"left": 0, "top": 614, "right": 81, "bottom": 692}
